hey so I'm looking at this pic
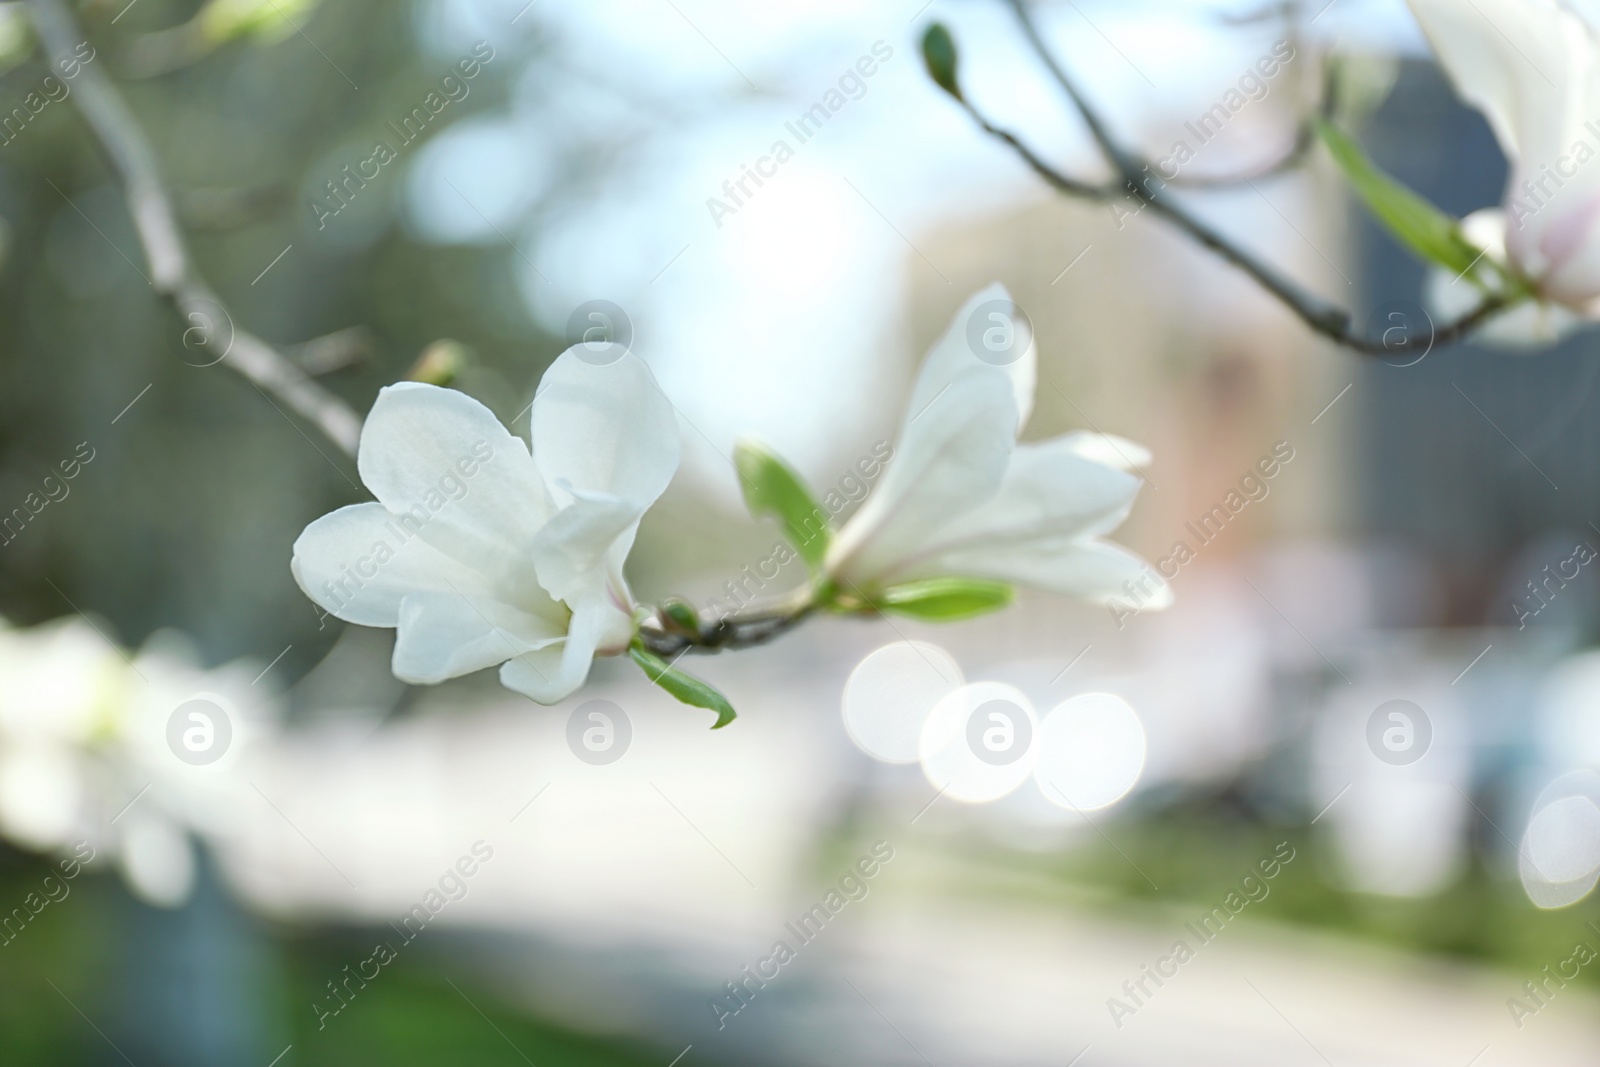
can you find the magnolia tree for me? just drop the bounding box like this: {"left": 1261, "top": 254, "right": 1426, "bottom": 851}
{"left": 17, "top": 0, "right": 1600, "bottom": 732}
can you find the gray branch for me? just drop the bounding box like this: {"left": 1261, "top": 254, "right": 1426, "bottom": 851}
{"left": 28, "top": 0, "right": 363, "bottom": 456}
{"left": 635, "top": 594, "right": 819, "bottom": 657}
{"left": 990, "top": 0, "right": 1506, "bottom": 357}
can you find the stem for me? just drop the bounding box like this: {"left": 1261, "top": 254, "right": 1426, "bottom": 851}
{"left": 991, "top": 0, "right": 1506, "bottom": 357}
{"left": 636, "top": 584, "right": 820, "bottom": 657}
{"left": 28, "top": 0, "right": 363, "bottom": 457}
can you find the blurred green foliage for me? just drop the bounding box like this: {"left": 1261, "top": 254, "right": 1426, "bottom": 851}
{"left": 0, "top": 0, "right": 567, "bottom": 689}
{"left": 0, "top": 846, "right": 669, "bottom": 1064}
{"left": 943, "top": 799, "right": 1600, "bottom": 980}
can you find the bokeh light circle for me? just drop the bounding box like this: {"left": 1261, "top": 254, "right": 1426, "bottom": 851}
{"left": 842, "top": 641, "right": 963, "bottom": 763}
{"left": 1034, "top": 692, "right": 1146, "bottom": 811}
{"left": 918, "top": 681, "right": 1037, "bottom": 803}
{"left": 1521, "top": 770, "right": 1600, "bottom": 908}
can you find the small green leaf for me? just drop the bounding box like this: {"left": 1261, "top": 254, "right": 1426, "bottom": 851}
{"left": 658, "top": 598, "right": 702, "bottom": 638}
{"left": 874, "top": 577, "right": 1013, "bottom": 621}
{"left": 922, "top": 23, "right": 962, "bottom": 100}
{"left": 734, "top": 438, "right": 830, "bottom": 570}
{"left": 407, "top": 339, "right": 471, "bottom": 387}
{"left": 201, "top": 0, "right": 322, "bottom": 44}
{"left": 1316, "top": 119, "right": 1482, "bottom": 276}
{"left": 630, "top": 644, "right": 737, "bottom": 729}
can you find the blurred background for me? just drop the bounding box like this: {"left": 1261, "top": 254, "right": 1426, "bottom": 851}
{"left": 3, "top": 0, "right": 1600, "bottom": 1063}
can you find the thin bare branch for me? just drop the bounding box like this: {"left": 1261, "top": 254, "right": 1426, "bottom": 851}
{"left": 1159, "top": 54, "right": 1338, "bottom": 189}
{"left": 28, "top": 0, "right": 363, "bottom": 457}
{"left": 958, "top": 101, "right": 1115, "bottom": 199}
{"left": 636, "top": 590, "right": 817, "bottom": 657}
{"left": 991, "top": 0, "right": 1505, "bottom": 357}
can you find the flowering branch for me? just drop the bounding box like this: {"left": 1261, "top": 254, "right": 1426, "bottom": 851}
{"left": 926, "top": 2, "right": 1512, "bottom": 358}
{"left": 27, "top": 0, "right": 363, "bottom": 457}
{"left": 635, "top": 586, "right": 818, "bottom": 658}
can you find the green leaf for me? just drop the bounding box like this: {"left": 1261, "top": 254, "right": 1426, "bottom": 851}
{"left": 733, "top": 438, "right": 830, "bottom": 570}
{"left": 201, "top": 0, "right": 322, "bottom": 44}
{"left": 874, "top": 577, "right": 1013, "bottom": 621}
{"left": 1316, "top": 119, "right": 1482, "bottom": 276}
{"left": 658, "top": 598, "right": 702, "bottom": 638}
{"left": 407, "top": 340, "right": 470, "bottom": 387}
{"left": 922, "top": 23, "right": 962, "bottom": 100}
{"left": 630, "top": 644, "right": 737, "bottom": 729}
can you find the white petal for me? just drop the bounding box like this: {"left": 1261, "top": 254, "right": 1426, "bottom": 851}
{"left": 392, "top": 592, "right": 567, "bottom": 684}
{"left": 498, "top": 595, "right": 627, "bottom": 704}
{"left": 356, "top": 383, "right": 553, "bottom": 575}
{"left": 530, "top": 488, "right": 643, "bottom": 607}
{"left": 0, "top": 620, "right": 124, "bottom": 743}
{"left": 1462, "top": 206, "right": 1511, "bottom": 262}
{"left": 1427, "top": 268, "right": 1585, "bottom": 347}
{"left": 907, "top": 537, "right": 1171, "bottom": 608}
{"left": 827, "top": 368, "right": 1017, "bottom": 586}
{"left": 883, "top": 435, "right": 1142, "bottom": 577}
{"left": 118, "top": 813, "right": 194, "bottom": 908}
{"left": 532, "top": 348, "right": 681, "bottom": 507}
{"left": 1531, "top": 193, "right": 1600, "bottom": 306}
{"left": 1054, "top": 431, "right": 1153, "bottom": 474}
{"left": 1406, "top": 0, "right": 1575, "bottom": 163}
{"left": 0, "top": 743, "right": 79, "bottom": 850}
{"left": 1407, "top": 0, "right": 1600, "bottom": 285}
{"left": 291, "top": 503, "right": 493, "bottom": 626}
{"left": 1425, "top": 210, "right": 1587, "bottom": 346}
{"left": 904, "top": 283, "right": 1036, "bottom": 429}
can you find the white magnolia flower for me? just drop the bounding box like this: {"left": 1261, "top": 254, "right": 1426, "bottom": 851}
{"left": 1408, "top": 0, "right": 1600, "bottom": 341}
{"left": 0, "top": 617, "right": 278, "bottom": 907}
{"left": 824, "top": 284, "right": 1170, "bottom": 609}
{"left": 292, "top": 348, "right": 680, "bottom": 703}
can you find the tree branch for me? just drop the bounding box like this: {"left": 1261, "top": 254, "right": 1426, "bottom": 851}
{"left": 1157, "top": 53, "right": 1337, "bottom": 189}
{"left": 992, "top": 0, "right": 1505, "bottom": 357}
{"left": 28, "top": 0, "right": 363, "bottom": 457}
{"left": 635, "top": 587, "right": 819, "bottom": 657}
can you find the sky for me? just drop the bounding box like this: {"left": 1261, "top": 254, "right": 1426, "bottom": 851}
{"left": 406, "top": 0, "right": 1430, "bottom": 500}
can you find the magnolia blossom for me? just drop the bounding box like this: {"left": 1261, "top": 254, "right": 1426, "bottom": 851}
{"left": 1408, "top": 0, "right": 1600, "bottom": 339}
{"left": 824, "top": 284, "right": 1169, "bottom": 611}
{"left": 0, "top": 617, "right": 275, "bottom": 907}
{"left": 1425, "top": 208, "right": 1582, "bottom": 347}
{"left": 292, "top": 349, "right": 680, "bottom": 703}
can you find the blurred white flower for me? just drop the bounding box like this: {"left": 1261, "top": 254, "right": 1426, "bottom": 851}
{"left": 0, "top": 618, "right": 277, "bottom": 907}
{"left": 1312, "top": 675, "right": 1472, "bottom": 898}
{"left": 293, "top": 350, "right": 680, "bottom": 704}
{"left": 1408, "top": 0, "right": 1600, "bottom": 341}
{"left": 823, "top": 284, "right": 1168, "bottom": 607}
